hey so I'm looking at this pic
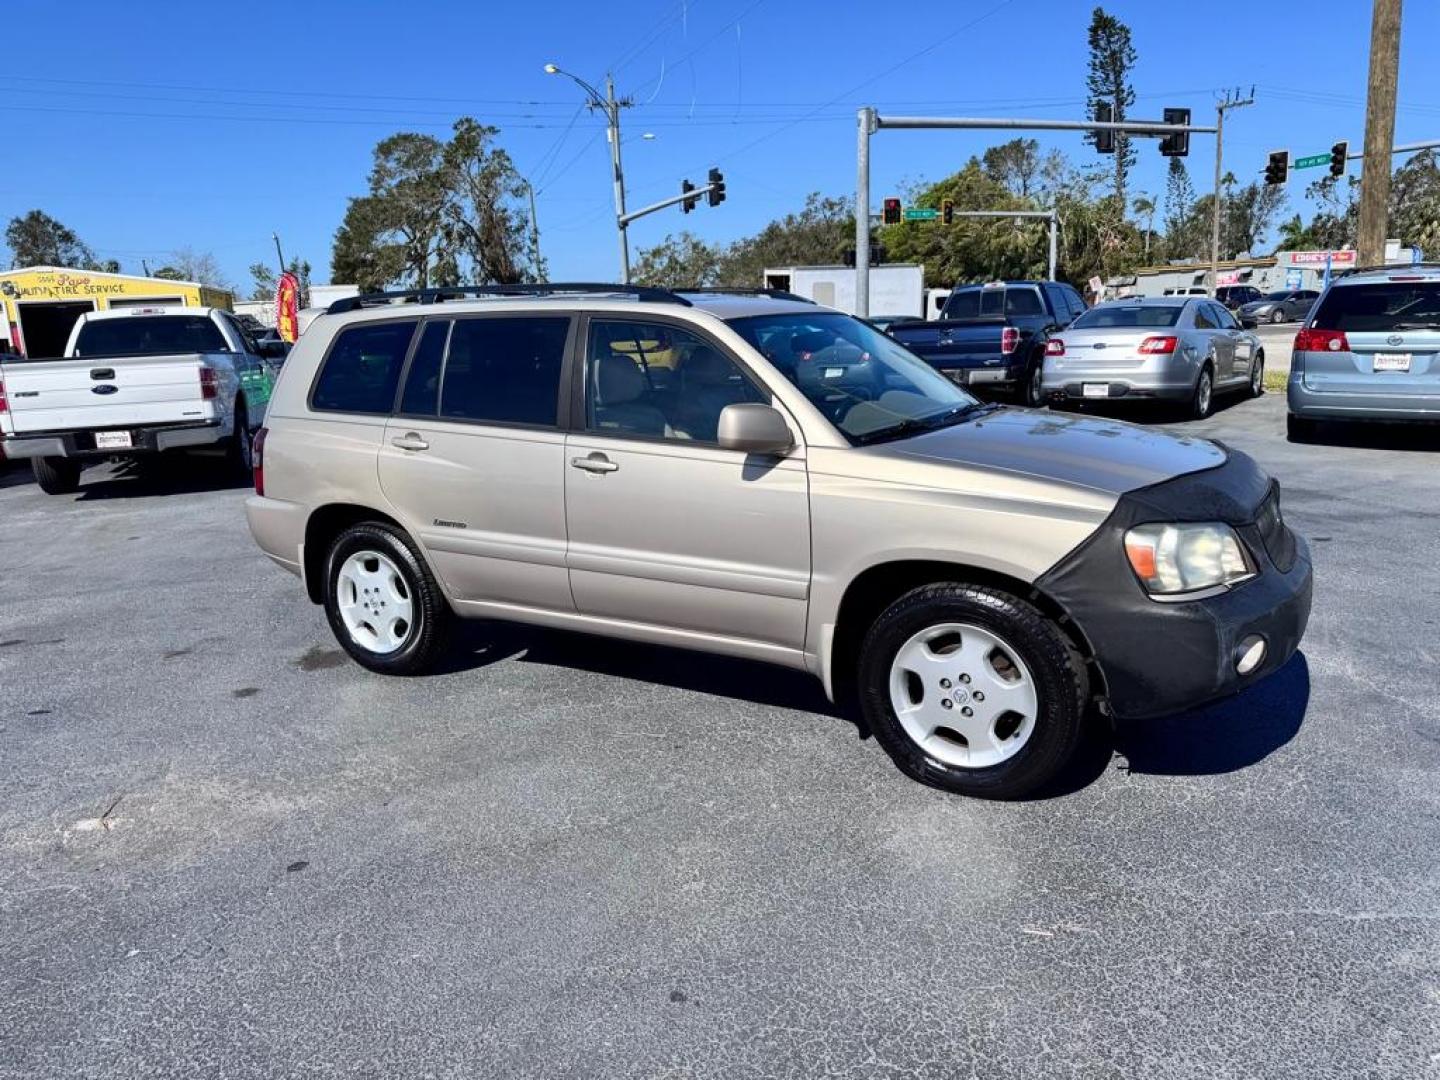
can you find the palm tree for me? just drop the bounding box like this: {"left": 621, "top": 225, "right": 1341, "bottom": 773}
{"left": 1275, "top": 214, "right": 1311, "bottom": 253}
{"left": 1132, "top": 193, "right": 1157, "bottom": 260}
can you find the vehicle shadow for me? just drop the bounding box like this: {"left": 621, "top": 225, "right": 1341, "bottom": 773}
{"left": 442, "top": 619, "right": 843, "bottom": 718}
{"left": 1300, "top": 422, "right": 1440, "bottom": 453}
{"left": 1023, "top": 651, "right": 1310, "bottom": 799}
{"left": 0, "top": 462, "right": 34, "bottom": 490}
{"left": 75, "top": 457, "right": 251, "bottom": 500}
{"left": 1060, "top": 390, "right": 1253, "bottom": 427}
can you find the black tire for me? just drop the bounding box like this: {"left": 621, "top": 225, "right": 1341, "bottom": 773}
{"left": 857, "top": 583, "right": 1088, "bottom": 800}
{"left": 1249, "top": 352, "right": 1265, "bottom": 398}
{"left": 1286, "top": 414, "right": 1318, "bottom": 444}
{"left": 1190, "top": 363, "right": 1214, "bottom": 420}
{"left": 227, "top": 399, "right": 253, "bottom": 478}
{"left": 1270, "top": 308, "right": 1286, "bottom": 325}
{"left": 1019, "top": 353, "right": 1046, "bottom": 408}
{"left": 32, "top": 456, "right": 80, "bottom": 495}
{"left": 322, "top": 522, "right": 451, "bottom": 675}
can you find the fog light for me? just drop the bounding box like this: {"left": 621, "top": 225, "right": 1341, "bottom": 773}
{"left": 1235, "top": 635, "right": 1267, "bottom": 675}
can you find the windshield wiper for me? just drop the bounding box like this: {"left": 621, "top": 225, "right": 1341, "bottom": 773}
{"left": 853, "top": 401, "right": 996, "bottom": 446}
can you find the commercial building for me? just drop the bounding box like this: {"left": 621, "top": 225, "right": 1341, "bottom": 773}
{"left": 1111, "top": 241, "right": 1421, "bottom": 300}
{"left": 0, "top": 266, "right": 233, "bottom": 359}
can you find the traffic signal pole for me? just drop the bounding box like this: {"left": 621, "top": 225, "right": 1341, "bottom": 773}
{"left": 1209, "top": 92, "right": 1253, "bottom": 297}
{"left": 854, "top": 111, "right": 1216, "bottom": 317}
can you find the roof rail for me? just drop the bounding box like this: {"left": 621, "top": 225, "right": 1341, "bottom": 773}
{"left": 676, "top": 287, "right": 817, "bottom": 304}
{"left": 325, "top": 282, "right": 692, "bottom": 315}
{"left": 1331, "top": 261, "right": 1440, "bottom": 278}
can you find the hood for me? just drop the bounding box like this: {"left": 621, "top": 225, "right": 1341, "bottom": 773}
{"left": 884, "top": 407, "right": 1227, "bottom": 496}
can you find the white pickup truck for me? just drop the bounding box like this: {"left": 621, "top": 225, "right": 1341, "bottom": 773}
{"left": 0, "top": 306, "right": 284, "bottom": 494}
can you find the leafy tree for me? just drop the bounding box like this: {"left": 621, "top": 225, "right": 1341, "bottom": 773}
{"left": 1299, "top": 175, "right": 1359, "bottom": 252}
{"left": 1084, "top": 7, "right": 1138, "bottom": 205}
{"left": 982, "top": 139, "right": 1042, "bottom": 200}
{"left": 1163, "top": 158, "right": 1199, "bottom": 259}
{"left": 631, "top": 232, "right": 722, "bottom": 287}
{"left": 5, "top": 210, "right": 98, "bottom": 269}
{"left": 332, "top": 119, "right": 537, "bottom": 291}
{"left": 1132, "top": 193, "right": 1157, "bottom": 259}
{"left": 1388, "top": 149, "right": 1440, "bottom": 257}
{"left": 714, "top": 193, "right": 853, "bottom": 285}
{"left": 152, "top": 247, "right": 235, "bottom": 293}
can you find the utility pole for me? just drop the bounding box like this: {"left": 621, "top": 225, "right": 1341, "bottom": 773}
{"left": 273, "top": 232, "right": 287, "bottom": 275}
{"left": 1357, "top": 0, "right": 1403, "bottom": 264}
{"left": 142, "top": 259, "right": 151, "bottom": 277}
{"left": 521, "top": 178, "right": 544, "bottom": 281}
{"left": 1209, "top": 90, "right": 1253, "bottom": 294}
{"left": 545, "top": 65, "right": 633, "bottom": 282}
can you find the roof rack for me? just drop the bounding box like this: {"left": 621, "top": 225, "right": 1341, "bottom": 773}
{"left": 1332, "top": 261, "right": 1440, "bottom": 278}
{"left": 325, "top": 282, "right": 692, "bottom": 315}
{"left": 676, "top": 287, "right": 817, "bottom": 304}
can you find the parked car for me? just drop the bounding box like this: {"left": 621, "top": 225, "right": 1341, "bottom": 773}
{"left": 886, "top": 280, "right": 1087, "bottom": 406}
{"left": 1216, "top": 285, "right": 1262, "bottom": 310}
{"left": 1241, "top": 289, "right": 1319, "bottom": 325}
{"left": 1287, "top": 264, "right": 1440, "bottom": 441}
{"left": 1041, "top": 297, "right": 1264, "bottom": 419}
{"left": 246, "top": 284, "right": 1311, "bottom": 800}
{"left": 0, "top": 307, "right": 286, "bottom": 494}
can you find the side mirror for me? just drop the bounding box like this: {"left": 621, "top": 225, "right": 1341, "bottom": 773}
{"left": 717, "top": 403, "right": 793, "bottom": 455}
{"left": 259, "top": 339, "right": 290, "bottom": 360}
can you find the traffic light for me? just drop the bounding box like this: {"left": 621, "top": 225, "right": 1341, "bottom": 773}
{"left": 681, "top": 178, "right": 697, "bottom": 213}
{"left": 1094, "top": 102, "right": 1114, "bottom": 154}
{"left": 707, "top": 167, "right": 725, "bottom": 207}
{"left": 941, "top": 198, "right": 954, "bottom": 225}
{"left": 882, "top": 197, "right": 902, "bottom": 225}
{"left": 1329, "top": 141, "right": 1349, "bottom": 178}
{"left": 1160, "top": 107, "right": 1190, "bottom": 157}
{"left": 1264, "top": 149, "right": 1289, "bottom": 186}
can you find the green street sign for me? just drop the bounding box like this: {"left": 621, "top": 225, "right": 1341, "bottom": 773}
{"left": 1294, "top": 153, "right": 1329, "bottom": 170}
{"left": 903, "top": 208, "right": 938, "bottom": 221}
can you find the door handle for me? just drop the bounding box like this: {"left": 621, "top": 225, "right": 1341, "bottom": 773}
{"left": 391, "top": 433, "right": 429, "bottom": 452}
{"left": 570, "top": 453, "right": 619, "bottom": 474}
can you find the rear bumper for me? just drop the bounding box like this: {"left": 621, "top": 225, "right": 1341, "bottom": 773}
{"left": 0, "top": 421, "right": 225, "bottom": 459}
{"left": 1041, "top": 363, "right": 1193, "bottom": 402}
{"left": 932, "top": 361, "right": 1024, "bottom": 388}
{"left": 1287, "top": 373, "right": 1440, "bottom": 422}
{"left": 245, "top": 495, "right": 306, "bottom": 581}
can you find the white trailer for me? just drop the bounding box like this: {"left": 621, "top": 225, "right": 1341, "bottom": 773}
{"left": 763, "top": 264, "right": 924, "bottom": 319}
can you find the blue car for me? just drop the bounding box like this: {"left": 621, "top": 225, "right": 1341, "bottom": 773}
{"left": 1287, "top": 264, "right": 1440, "bottom": 441}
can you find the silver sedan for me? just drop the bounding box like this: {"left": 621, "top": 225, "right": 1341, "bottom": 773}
{"left": 1040, "top": 296, "right": 1264, "bottom": 419}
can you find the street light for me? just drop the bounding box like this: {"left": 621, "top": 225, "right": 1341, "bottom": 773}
{"left": 545, "top": 62, "right": 632, "bottom": 282}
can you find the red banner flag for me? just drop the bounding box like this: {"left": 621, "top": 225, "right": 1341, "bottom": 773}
{"left": 276, "top": 271, "right": 300, "bottom": 343}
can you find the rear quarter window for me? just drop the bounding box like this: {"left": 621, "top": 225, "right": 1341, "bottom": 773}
{"left": 311, "top": 320, "right": 418, "bottom": 415}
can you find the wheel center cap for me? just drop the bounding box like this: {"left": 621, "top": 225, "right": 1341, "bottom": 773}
{"left": 951, "top": 686, "right": 971, "bottom": 706}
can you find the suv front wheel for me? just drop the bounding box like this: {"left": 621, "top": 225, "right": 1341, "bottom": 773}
{"left": 857, "top": 583, "right": 1088, "bottom": 799}
{"left": 322, "top": 522, "right": 450, "bottom": 675}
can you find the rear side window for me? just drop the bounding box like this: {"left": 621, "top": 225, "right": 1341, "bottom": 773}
{"left": 72, "top": 315, "right": 227, "bottom": 357}
{"left": 439, "top": 317, "right": 569, "bottom": 426}
{"left": 312, "top": 320, "right": 417, "bottom": 414}
{"left": 1310, "top": 281, "right": 1440, "bottom": 331}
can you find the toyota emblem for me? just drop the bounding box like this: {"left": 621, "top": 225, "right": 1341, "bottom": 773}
{"left": 1387, "top": 334, "right": 1404, "bottom": 346}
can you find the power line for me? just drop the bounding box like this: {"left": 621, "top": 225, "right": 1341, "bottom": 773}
{"left": 611, "top": 0, "right": 705, "bottom": 74}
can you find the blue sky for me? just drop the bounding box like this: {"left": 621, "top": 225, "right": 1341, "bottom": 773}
{"left": 6, "top": 0, "right": 1438, "bottom": 290}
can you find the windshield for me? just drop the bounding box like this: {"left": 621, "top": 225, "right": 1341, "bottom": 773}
{"left": 1310, "top": 281, "right": 1440, "bottom": 331}
{"left": 73, "top": 315, "right": 227, "bottom": 357}
{"left": 1070, "top": 304, "right": 1182, "bottom": 329}
{"left": 727, "top": 311, "right": 979, "bottom": 443}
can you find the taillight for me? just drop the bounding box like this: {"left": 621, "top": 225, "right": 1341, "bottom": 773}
{"left": 1000, "top": 327, "right": 1020, "bottom": 355}
{"left": 1138, "top": 335, "right": 1178, "bottom": 354}
{"left": 199, "top": 366, "right": 218, "bottom": 400}
{"left": 1294, "top": 328, "right": 1349, "bottom": 353}
{"left": 252, "top": 426, "right": 268, "bottom": 495}
{"left": 0, "top": 378, "right": 7, "bottom": 414}
{"left": 1045, "top": 338, "right": 1065, "bottom": 357}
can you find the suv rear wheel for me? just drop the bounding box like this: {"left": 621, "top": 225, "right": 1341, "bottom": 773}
{"left": 857, "top": 583, "right": 1088, "bottom": 799}
{"left": 322, "top": 522, "right": 450, "bottom": 675}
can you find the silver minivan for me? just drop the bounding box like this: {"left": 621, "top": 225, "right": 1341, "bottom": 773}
{"left": 1042, "top": 297, "right": 1264, "bottom": 418}
{"left": 1287, "top": 265, "right": 1440, "bottom": 440}
{"left": 247, "top": 284, "right": 1311, "bottom": 800}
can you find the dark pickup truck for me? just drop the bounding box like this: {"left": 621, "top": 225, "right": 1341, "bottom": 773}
{"left": 888, "top": 280, "right": 1087, "bottom": 406}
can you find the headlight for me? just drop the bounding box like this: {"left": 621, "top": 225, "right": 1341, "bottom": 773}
{"left": 1123, "top": 522, "right": 1255, "bottom": 596}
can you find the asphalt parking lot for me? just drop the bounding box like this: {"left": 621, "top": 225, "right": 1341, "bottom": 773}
{"left": 2, "top": 393, "right": 1437, "bottom": 1079}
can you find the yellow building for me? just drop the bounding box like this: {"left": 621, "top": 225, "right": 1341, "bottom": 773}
{"left": 0, "top": 266, "right": 234, "bottom": 359}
